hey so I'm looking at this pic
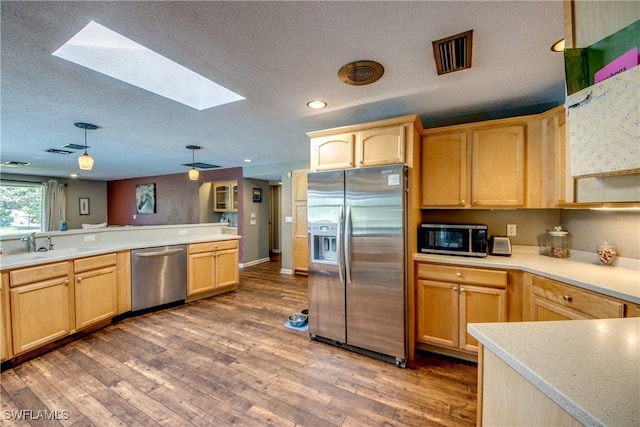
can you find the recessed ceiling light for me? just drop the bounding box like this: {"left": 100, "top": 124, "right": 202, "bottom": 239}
{"left": 306, "top": 100, "right": 327, "bottom": 110}
{"left": 551, "top": 38, "right": 565, "bottom": 52}
{"left": 243, "top": 158, "right": 253, "bottom": 163}
{"left": 52, "top": 21, "right": 245, "bottom": 111}
{"left": 70, "top": 173, "right": 79, "bottom": 178}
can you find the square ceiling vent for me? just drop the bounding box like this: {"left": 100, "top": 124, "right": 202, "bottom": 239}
{"left": 432, "top": 30, "right": 473, "bottom": 75}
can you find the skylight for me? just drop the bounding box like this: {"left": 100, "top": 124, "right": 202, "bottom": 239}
{"left": 52, "top": 21, "right": 244, "bottom": 110}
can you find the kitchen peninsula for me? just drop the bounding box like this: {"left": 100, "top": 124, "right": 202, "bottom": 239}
{"left": 1, "top": 224, "right": 240, "bottom": 366}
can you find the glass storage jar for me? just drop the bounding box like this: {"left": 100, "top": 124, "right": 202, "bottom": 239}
{"left": 596, "top": 240, "right": 617, "bottom": 265}
{"left": 547, "top": 226, "right": 569, "bottom": 258}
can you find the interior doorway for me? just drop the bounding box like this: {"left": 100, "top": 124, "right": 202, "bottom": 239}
{"left": 268, "top": 183, "right": 281, "bottom": 255}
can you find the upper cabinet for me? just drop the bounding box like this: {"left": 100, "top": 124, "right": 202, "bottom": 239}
{"left": 422, "top": 119, "right": 533, "bottom": 208}
{"left": 308, "top": 115, "right": 421, "bottom": 171}
{"left": 213, "top": 181, "right": 238, "bottom": 212}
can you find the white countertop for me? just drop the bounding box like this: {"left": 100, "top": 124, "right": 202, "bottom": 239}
{"left": 469, "top": 318, "right": 640, "bottom": 427}
{"left": 414, "top": 248, "right": 640, "bottom": 305}
{"left": 0, "top": 233, "right": 240, "bottom": 271}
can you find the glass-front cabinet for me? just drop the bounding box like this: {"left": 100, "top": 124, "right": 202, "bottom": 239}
{"left": 213, "top": 181, "right": 238, "bottom": 212}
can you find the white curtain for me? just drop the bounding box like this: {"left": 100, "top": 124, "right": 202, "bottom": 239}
{"left": 43, "top": 180, "right": 66, "bottom": 231}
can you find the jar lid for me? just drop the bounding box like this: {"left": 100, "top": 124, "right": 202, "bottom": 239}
{"left": 548, "top": 226, "right": 568, "bottom": 236}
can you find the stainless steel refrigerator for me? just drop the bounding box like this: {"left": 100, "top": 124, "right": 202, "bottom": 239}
{"left": 307, "top": 164, "right": 407, "bottom": 367}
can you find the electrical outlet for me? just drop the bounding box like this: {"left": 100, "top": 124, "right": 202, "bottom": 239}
{"left": 507, "top": 224, "right": 517, "bottom": 236}
{"left": 84, "top": 235, "right": 96, "bottom": 242}
{"left": 178, "top": 229, "right": 187, "bottom": 235}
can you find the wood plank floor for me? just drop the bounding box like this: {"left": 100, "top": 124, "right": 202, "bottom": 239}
{"left": 1, "top": 257, "right": 477, "bottom": 426}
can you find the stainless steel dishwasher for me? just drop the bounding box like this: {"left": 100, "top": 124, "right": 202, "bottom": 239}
{"left": 131, "top": 245, "right": 187, "bottom": 311}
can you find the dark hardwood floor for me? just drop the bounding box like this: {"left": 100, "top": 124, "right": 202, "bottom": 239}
{"left": 1, "top": 257, "right": 477, "bottom": 426}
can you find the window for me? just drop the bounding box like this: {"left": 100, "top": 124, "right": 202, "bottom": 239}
{"left": 0, "top": 182, "right": 43, "bottom": 236}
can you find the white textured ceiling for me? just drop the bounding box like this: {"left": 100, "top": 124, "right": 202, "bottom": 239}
{"left": 1, "top": 1, "right": 566, "bottom": 181}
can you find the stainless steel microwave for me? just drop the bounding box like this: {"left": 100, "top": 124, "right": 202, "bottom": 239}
{"left": 418, "top": 223, "right": 488, "bottom": 257}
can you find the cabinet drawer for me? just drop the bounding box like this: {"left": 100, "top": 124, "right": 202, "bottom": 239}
{"left": 74, "top": 253, "right": 117, "bottom": 273}
{"left": 189, "top": 240, "right": 238, "bottom": 254}
{"left": 531, "top": 276, "right": 624, "bottom": 319}
{"left": 416, "top": 263, "right": 507, "bottom": 288}
{"left": 10, "top": 262, "right": 69, "bottom": 287}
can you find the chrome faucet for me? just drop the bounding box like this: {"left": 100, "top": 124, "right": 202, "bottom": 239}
{"left": 47, "top": 235, "right": 54, "bottom": 251}
{"left": 21, "top": 232, "right": 37, "bottom": 253}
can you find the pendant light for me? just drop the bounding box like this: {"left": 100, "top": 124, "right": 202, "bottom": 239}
{"left": 74, "top": 122, "right": 97, "bottom": 170}
{"left": 186, "top": 145, "right": 201, "bottom": 180}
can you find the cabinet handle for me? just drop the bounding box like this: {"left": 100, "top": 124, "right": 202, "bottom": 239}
{"left": 459, "top": 200, "right": 465, "bottom": 206}
{"left": 452, "top": 286, "right": 458, "bottom": 291}
{"left": 460, "top": 287, "right": 465, "bottom": 292}
{"left": 76, "top": 276, "right": 82, "bottom": 283}
{"left": 456, "top": 272, "right": 463, "bottom": 277}
{"left": 563, "top": 295, "right": 572, "bottom": 302}
{"left": 63, "top": 279, "right": 70, "bottom": 285}
{"left": 472, "top": 199, "right": 477, "bottom": 205}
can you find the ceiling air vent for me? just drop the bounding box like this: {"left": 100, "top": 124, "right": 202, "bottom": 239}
{"left": 62, "top": 143, "right": 87, "bottom": 150}
{"left": 2, "top": 161, "right": 30, "bottom": 167}
{"left": 432, "top": 30, "right": 473, "bottom": 75}
{"left": 338, "top": 60, "right": 384, "bottom": 86}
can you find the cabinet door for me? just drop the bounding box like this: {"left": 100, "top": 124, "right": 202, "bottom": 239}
{"left": 1, "top": 272, "right": 10, "bottom": 361}
{"left": 188, "top": 252, "right": 216, "bottom": 296}
{"left": 471, "top": 126, "right": 525, "bottom": 207}
{"left": 11, "top": 277, "right": 71, "bottom": 354}
{"left": 421, "top": 132, "right": 468, "bottom": 207}
{"left": 293, "top": 202, "right": 308, "bottom": 275}
{"left": 214, "top": 183, "right": 231, "bottom": 212}
{"left": 311, "top": 133, "right": 355, "bottom": 170}
{"left": 356, "top": 125, "right": 405, "bottom": 167}
{"left": 417, "top": 279, "right": 459, "bottom": 348}
{"left": 75, "top": 266, "right": 118, "bottom": 330}
{"left": 459, "top": 285, "right": 507, "bottom": 352}
{"left": 216, "top": 249, "right": 239, "bottom": 288}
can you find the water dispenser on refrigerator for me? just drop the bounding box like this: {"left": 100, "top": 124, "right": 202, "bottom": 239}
{"left": 309, "top": 223, "right": 338, "bottom": 264}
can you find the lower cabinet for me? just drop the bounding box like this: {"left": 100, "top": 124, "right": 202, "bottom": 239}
{"left": 523, "top": 273, "right": 625, "bottom": 320}
{"left": 9, "top": 262, "right": 72, "bottom": 355}
{"left": 416, "top": 262, "right": 507, "bottom": 355}
{"left": 74, "top": 254, "right": 118, "bottom": 330}
{"left": 187, "top": 240, "right": 239, "bottom": 300}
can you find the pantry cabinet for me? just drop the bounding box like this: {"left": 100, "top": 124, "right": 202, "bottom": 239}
{"left": 187, "top": 239, "right": 239, "bottom": 300}
{"left": 308, "top": 115, "right": 420, "bottom": 171}
{"left": 74, "top": 254, "right": 118, "bottom": 330}
{"left": 416, "top": 262, "right": 507, "bottom": 355}
{"left": 523, "top": 273, "right": 625, "bottom": 320}
{"left": 9, "top": 262, "right": 72, "bottom": 355}
{"left": 292, "top": 169, "right": 309, "bottom": 275}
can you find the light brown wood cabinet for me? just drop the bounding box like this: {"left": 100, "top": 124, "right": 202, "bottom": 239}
{"left": 421, "top": 122, "right": 526, "bottom": 208}
{"left": 9, "top": 262, "right": 72, "bottom": 355}
{"left": 74, "top": 254, "right": 118, "bottom": 330}
{"left": 1, "top": 272, "right": 12, "bottom": 361}
{"left": 523, "top": 273, "right": 625, "bottom": 321}
{"left": 187, "top": 240, "right": 239, "bottom": 300}
{"left": 416, "top": 262, "right": 507, "bottom": 355}
{"left": 308, "top": 115, "right": 419, "bottom": 171}
{"left": 292, "top": 169, "right": 308, "bottom": 275}
{"left": 213, "top": 181, "right": 238, "bottom": 212}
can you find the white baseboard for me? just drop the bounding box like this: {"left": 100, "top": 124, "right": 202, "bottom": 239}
{"left": 280, "top": 268, "right": 293, "bottom": 275}
{"left": 239, "top": 257, "right": 270, "bottom": 269}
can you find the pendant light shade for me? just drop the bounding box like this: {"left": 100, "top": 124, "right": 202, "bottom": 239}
{"left": 74, "top": 122, "right": 97, "bottom": 171}
{"left": 186, "top": 145, "right": 202, "bottom": 181}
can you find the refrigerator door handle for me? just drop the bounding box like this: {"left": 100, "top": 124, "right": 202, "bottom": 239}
{"left": 337, "top": 205, "right": 344, "bottom": 283}
{"left": 344, "top": 205, "right": 352, "bottom": 284}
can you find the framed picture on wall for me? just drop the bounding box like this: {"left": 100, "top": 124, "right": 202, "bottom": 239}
{"left": 136, "top": 183, "right": 156, "bottom": 214}
{"left": 79, "top": 198, "right": 90, "bottom": 215}
{"left": 253, "top": 188, "right": 262, "bottom": 203}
